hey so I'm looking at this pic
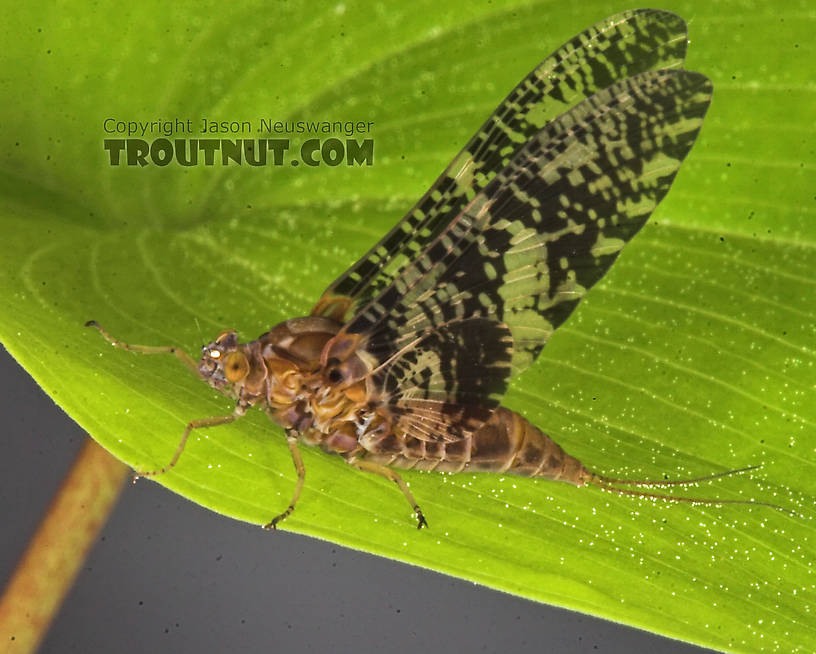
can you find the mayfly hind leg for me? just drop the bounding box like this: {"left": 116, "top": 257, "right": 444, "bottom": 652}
{"left": 349, "top": 459, "right": 428, "bottom": 529}
{"left": 264, "top": 432, "right": 306, "bottom": 530}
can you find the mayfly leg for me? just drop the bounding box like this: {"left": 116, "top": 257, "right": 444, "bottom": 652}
{"left": 350, "top": 459, "right": 428, "bottom": 529}
{"left": 86, "top": 319, "right": 240, "bottom": 479}
{"left": 264, "top": 433, "right": 306, "bottom": 530}
{"left": 85, "top": 320, "right": 199, "bottom": 376}
{"left": 135, "top": 414, "right": 238, "bottom": 479}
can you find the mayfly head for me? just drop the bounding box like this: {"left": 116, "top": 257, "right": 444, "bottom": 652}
{"left": 198, "top": 329, "right": 249, "bottom": 390}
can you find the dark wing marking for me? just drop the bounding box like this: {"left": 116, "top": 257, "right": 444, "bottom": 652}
{"left": 369, "top": 317, "right": 513, "bottom": 442}
{"left": 312, "top": 8, "right": 689, "bottom": 323}
{"left": 341, "top": 69, "right": 711, "bottom": 443}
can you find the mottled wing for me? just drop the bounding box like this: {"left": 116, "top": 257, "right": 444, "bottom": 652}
{"left": 348, "top": 69, "right": 712, "bottom": 440}
{"left": 311, "top": 8, "right": 689, "bottom": 323}
{"left": 369, "top": 318, "right": 513, "bottom": 442}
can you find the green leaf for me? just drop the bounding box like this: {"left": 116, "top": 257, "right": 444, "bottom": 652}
{"left": 1, "top": 2, "right": 814, "bottom": 653}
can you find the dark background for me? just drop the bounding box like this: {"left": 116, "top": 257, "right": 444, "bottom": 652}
{"left": 1, "top": 345, "right": 711, "bottom": 654}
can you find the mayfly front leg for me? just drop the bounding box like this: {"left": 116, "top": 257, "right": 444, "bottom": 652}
{"left": 85, "top": 320, "right": 199, "bottom": 375}
{"left": 85, "top": 320, "right": 239, "bottom": 479}
{"left": 264, "top": 431, "right": 306, "bottom": 530}
{"left": 349, "top": 458, "right": 428, "bottom": 529}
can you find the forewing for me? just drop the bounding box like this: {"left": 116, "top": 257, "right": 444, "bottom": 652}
{"left": 311, "top": 9, "right": 689, "bottom": 322}
{"left": 347, "top": 68, "right": 712, "bottom": 393}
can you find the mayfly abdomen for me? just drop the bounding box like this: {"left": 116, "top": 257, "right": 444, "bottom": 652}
{"left": 470, "top": 408, "right": 591, "bottom": 484}
{"left": 362, "top": 407, "right": 591, "bottom": 486}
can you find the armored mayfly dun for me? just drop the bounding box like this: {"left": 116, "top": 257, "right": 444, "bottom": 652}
{"left": 88, "top": 9, "right": 783, "bottom": 529}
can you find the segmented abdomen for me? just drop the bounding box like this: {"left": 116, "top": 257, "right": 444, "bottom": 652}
{"left": 358, "top": 407, "right": 591, "bottom": 486}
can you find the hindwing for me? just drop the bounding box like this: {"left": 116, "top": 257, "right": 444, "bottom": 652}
{"left": 372, "top": 318, "right": 514, "bottom": 442}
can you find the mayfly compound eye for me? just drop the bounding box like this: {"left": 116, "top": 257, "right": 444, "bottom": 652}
{"left": 224, "top": 351, "right": 250, "bottom": 383}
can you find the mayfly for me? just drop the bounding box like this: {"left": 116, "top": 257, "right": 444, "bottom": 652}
{"left": 88, "top": 10, "right": 775, "bottom": 530}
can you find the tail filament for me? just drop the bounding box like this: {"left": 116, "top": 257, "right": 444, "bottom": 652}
{"left": 587, "top": 465, "right": 790, "bottom": 513}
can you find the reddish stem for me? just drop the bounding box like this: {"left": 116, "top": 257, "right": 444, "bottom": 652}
{"left": 0, "top": 438, "right": 128, "bottom": 653}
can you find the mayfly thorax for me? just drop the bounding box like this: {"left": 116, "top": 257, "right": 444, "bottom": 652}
{"left": 87, "top": 9, "right": 782, "bottom": 529}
